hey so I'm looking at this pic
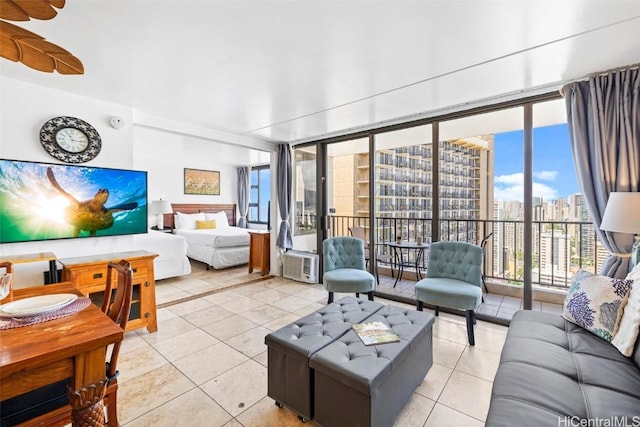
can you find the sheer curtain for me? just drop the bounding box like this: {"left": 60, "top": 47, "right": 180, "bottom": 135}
{"left": 236, "top": 166, "right": 249, "bottom": 228}
{"left": 276, "top": 144, "right": 293, "bottom": 250}
{"left": 562, "top": 65, "right": 640, "bottom": 278}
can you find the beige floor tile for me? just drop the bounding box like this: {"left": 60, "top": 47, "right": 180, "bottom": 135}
{"left": 393, "top": 393, "right": 435, "bottom": 427}
{"left": 124, "top": 388, "right": 232, "bottom": 427}
{"left": 239, "top": 304, "right": 290, "bottom": 325}
{"left": 432, "top": 336, "right": 466, "bottom": 369}
{"left": 432, "top": 318, "right": 470, "bottom": 345}
{"left": 232, "top": 283, "right": 270, "bottom": 296}
{"left": 264, "top": 312, "right": 303, "bottom": 331}
{"left": 224, "top": 325, "right": 271, "bottom": 357}
{"left": 222, "top": 420, "right": 244, "bottom": 427}
{"left": 151, "top": 328, "right": 219, "bottom": 362}
{"left": 203, "top": 315, "right": 260, "bottom": 341}
{"left": 293, "top": 287, "right": 328, "bottom": 302}
{"left": 201, "top": 359, "right": 267, "bottom": 417}
{"left": 202, "top": 290, "right": 244, "bottom": 306}
{"left": 154, "top": 284, "right": 192, "bottom": 305}
{"left": 118, "top": 364, "right": 195, "bottom": 424}
{"left": 271, "top": 295, "right": 314, "bottom": 312}
{"left": 137, "top": 316, "right": 197, "bottom": 345}
{"left": 173, "top": 342, "right": 249, "bottom": 385}
{"left": 181, "top": 305, "right": 234, "bottom": 327}
{"left": 167, "top": 298, "right": 214, "bottom": 316}
{"left": 414, "top": 362, "right": 453, "bottom": 401}
{"left": 253, "top": 350, "right": 268, "bottom": 367}
{"left": 154, "top": 306, "right": 179, "bottom": 321}
{"left": 455, "top": 346, "right": 501, "bottom": 382}
{"left": 294, "top": 302, "right": 325, "bottom": 317}
{"left": 117, "top": 342, "right": 169, "bottom": 384}
{"left": 236, "top": 396, "right": 317, "bottom": 426}
{"left": 220, "top": 295, "right": 263, "bottom": 313}
{"left": 270, "top": 282, "right": 310, "bottom": 294}
{"left": 438, "top": 370, "right": 493, "bottom": 421}
{"left": 119, "top": 331, "right": 149, "bottom": 355}
{"left": 424, "top": 403, "right": 484, "bottom": 427}
{"left": 472, "top": 327, "right": 507, "bottom": 354}
{"left": 251, "top": 288, "right": 291, "bottom": 304}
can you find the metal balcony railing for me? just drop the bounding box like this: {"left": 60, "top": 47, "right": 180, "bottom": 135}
{"left": 318, "top": 215, "right": 607, "bottom": 290}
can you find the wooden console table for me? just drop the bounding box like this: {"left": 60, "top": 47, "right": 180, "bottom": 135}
{"left": 248, "top": 231, "right": 270, "bottom": 276}
{"left": 0, "top": 252, "right": 59, "bottom": 284}
{"left": 58, "top": 250, "right": 158, "bottom": 333}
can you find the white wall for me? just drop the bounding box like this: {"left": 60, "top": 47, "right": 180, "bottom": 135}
{"left": 0, "top": 76, "right": 273, "bottom": 286}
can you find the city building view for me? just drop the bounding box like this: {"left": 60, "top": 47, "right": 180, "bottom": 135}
{"left": 294, "top": 118, "right": 610, "bottom": 292}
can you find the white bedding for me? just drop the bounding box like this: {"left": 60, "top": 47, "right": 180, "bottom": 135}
{"left": 175, "top": 227, "right": 250, "bottom": 248}
{"left": 133, "top": 231, "right": 192, "bottom": 280}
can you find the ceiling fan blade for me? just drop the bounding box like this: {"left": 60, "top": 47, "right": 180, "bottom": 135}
{"left": 0, "top": 0, "right": 65, "bottom": 21}
{"left": 0, "top": 20, "right": 83, "bottom": 74}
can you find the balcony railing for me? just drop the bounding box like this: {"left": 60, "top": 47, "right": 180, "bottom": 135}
{"left": 325, "top": 215, "right": 607, "bottom": 290}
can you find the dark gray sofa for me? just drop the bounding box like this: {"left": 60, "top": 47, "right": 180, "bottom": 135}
{"left": 486, "top": 310, "right": 640, "bottom": 426}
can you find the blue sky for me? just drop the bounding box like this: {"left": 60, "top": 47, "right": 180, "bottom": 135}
{"left": 493, "top": 123, "right": 580, "bottom": 202}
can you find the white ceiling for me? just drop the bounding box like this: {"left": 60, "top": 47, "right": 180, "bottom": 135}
{"left": 2, "top": 0, "right": 640, "bottom": 145}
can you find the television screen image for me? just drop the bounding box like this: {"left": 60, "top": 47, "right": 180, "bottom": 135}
{"left": 0, "top": 159, "right": 147, "bottom": 243}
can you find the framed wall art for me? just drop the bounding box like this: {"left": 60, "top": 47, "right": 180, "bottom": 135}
{"left": 184, "top": 168, "right": 220, "bottom": 195}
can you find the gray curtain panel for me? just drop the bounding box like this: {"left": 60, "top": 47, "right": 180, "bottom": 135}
{"left": 563, "top": 66, "right": 640, "bottom": 278}
{"left": 237, "top": 166, "right": 249, "bottom": 228}
{"left": 276, "top": 144, "right": 293, "bottom": 249}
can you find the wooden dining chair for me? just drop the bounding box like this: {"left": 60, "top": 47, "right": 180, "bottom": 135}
{"left": 1, "top": 260, "right": 133, "bottom": 427}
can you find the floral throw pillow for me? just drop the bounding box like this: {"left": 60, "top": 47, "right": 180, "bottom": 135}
{"left": 562, "top": 269, "right": 634, "bottom": 342}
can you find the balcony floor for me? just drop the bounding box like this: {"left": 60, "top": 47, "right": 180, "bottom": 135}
{"left": 375, "top": 274, "right": 563, "bottom": 321}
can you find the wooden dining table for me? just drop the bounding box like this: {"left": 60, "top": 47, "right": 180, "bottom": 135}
{"left": 0, "top": 282, "right": 123, "bottom": 402}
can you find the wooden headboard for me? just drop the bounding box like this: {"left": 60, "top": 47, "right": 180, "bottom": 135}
{"left": 164, "top": 203, "right": 238, "bottom": 229}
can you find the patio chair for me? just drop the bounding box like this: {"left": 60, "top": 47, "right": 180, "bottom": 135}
{"left": 414, "top": 241, "right": 483, "bottom": 345}
{"left": 323, "top": 236, "right": 375, "bottom": 304}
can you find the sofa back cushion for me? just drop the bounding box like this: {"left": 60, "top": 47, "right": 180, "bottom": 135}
{"left": 634, "top": 331, "right": 640, "bottom": 369}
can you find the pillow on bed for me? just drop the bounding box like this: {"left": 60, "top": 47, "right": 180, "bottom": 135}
{"left": 175, "top": 212, "right": 205, "bottom": 230}
{"left": 196, "top": 219, "right": 216, "bottom": 229}
{"left": 204, "top": 211, "right": 229, "bottom": 228}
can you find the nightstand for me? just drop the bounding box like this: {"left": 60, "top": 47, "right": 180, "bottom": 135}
{"left": 248, "top": 231, "right": 270, "bottom": 276}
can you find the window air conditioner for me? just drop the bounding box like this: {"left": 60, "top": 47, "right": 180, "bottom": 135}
{"left": 282, "top": 251, "right": 319, "bottom": 284}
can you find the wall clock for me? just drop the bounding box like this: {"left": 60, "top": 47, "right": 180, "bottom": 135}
{"left": 39, "top": 116, "right": 101, "bottom": 163}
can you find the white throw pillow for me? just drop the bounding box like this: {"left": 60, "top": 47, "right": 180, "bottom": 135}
{"left": 612, "top": 264, "right": 640, "bottom": 357}
{"left": 562, "top": 269, "right": 633, "bottom": 342}
{"left": 204, "top": 211, "right": 229, "bottom": 228}
{"left": 174, "top": 212, "right": 205, "bottom": 230}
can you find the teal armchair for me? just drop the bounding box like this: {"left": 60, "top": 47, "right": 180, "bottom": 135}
{"left": 322, "top": 236, "right": 376, "bottom": 304}
{"left": 414, "top": 241, "right": 483, "bottom": 345}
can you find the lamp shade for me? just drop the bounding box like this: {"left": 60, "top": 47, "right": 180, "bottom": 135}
{"left": 600, "top": 192, "right": 640, "bottom": 233}
{"left": 149, "top": 200, "right": 173, "bottom": 215}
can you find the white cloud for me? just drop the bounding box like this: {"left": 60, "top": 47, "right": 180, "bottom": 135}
{"left": 533, "top": 171, "right": 558, "bottom": 181}
{"left": 494, "top": 172, "right": 559, "bottom": 201}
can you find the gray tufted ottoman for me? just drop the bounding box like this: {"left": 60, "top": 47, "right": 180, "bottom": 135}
{"left": 309, "top": 304, "right": 435, "bottom": 427}
{"left": 264, "top": 296, "right": 385, "bottom": 422}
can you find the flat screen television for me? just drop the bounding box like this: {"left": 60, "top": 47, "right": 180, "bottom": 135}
{"left": 0, "top": 159, "right": 147, "bottom": 243}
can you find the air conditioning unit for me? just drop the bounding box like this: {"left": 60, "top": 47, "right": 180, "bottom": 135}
{"left": 283, "top": 251, "right": 319, "bottom": 284}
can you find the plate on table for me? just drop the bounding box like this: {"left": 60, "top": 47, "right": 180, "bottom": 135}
{"left": 0, "top": 293, "right": 78, "bottom": 318}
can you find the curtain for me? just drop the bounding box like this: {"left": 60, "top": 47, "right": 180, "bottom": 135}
{"left": 276, "top": 144, "right": 293, "bottom": 249}
{"left": 562, "top": 66, "right": 640, "bottom": 278}
{"left": 237, "top": 166, "right": 249, "bottom": 228}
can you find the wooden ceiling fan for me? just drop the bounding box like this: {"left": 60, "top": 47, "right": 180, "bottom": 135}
{"left": 0, "top": 0, "right": 83, "bottom": 74}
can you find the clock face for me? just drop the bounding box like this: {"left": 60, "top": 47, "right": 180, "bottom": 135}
{"left": 39, "top": 116, "right": 102, "bottom": 163}
{"left": 55, "top": 127, "right": 89, "bottom": 153}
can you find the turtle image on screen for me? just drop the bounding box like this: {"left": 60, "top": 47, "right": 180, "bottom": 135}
{"left": 46, "top": 167, "right": 138, "bottom": 237}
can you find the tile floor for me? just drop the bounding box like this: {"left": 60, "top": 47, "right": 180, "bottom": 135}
{"left": 117, "top": 261, "right": 510, "bottom": 426}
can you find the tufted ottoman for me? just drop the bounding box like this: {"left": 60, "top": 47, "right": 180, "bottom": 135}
{"left": 264, "top": 296, "right": 384, "bottom": 422}
{"left": 309, "top": 304, "right": 435, "bottom": 427}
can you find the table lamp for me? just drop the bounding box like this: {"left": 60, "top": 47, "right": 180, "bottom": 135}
{"left": 149, "top": 199, "right": 173, "bottom": 230}
{"left": 600, "top": 192, "right": 640, "bottom": 270}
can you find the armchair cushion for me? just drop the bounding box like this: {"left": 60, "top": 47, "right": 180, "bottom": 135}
{"left": 426, "top": 241, "right": 482, "bottom": 287}
{"left": 323, "top": 269, "right": 375, "bottom": 294}
{"left": 415, "top": 277, "right": 482, "bottom": 311}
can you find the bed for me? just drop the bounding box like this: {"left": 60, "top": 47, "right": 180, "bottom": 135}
{"left": 164, "top": 203, "right": 250, "bottom": 270}
{"left": 133, "top": 229, "right": 192, "bottom": 280}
